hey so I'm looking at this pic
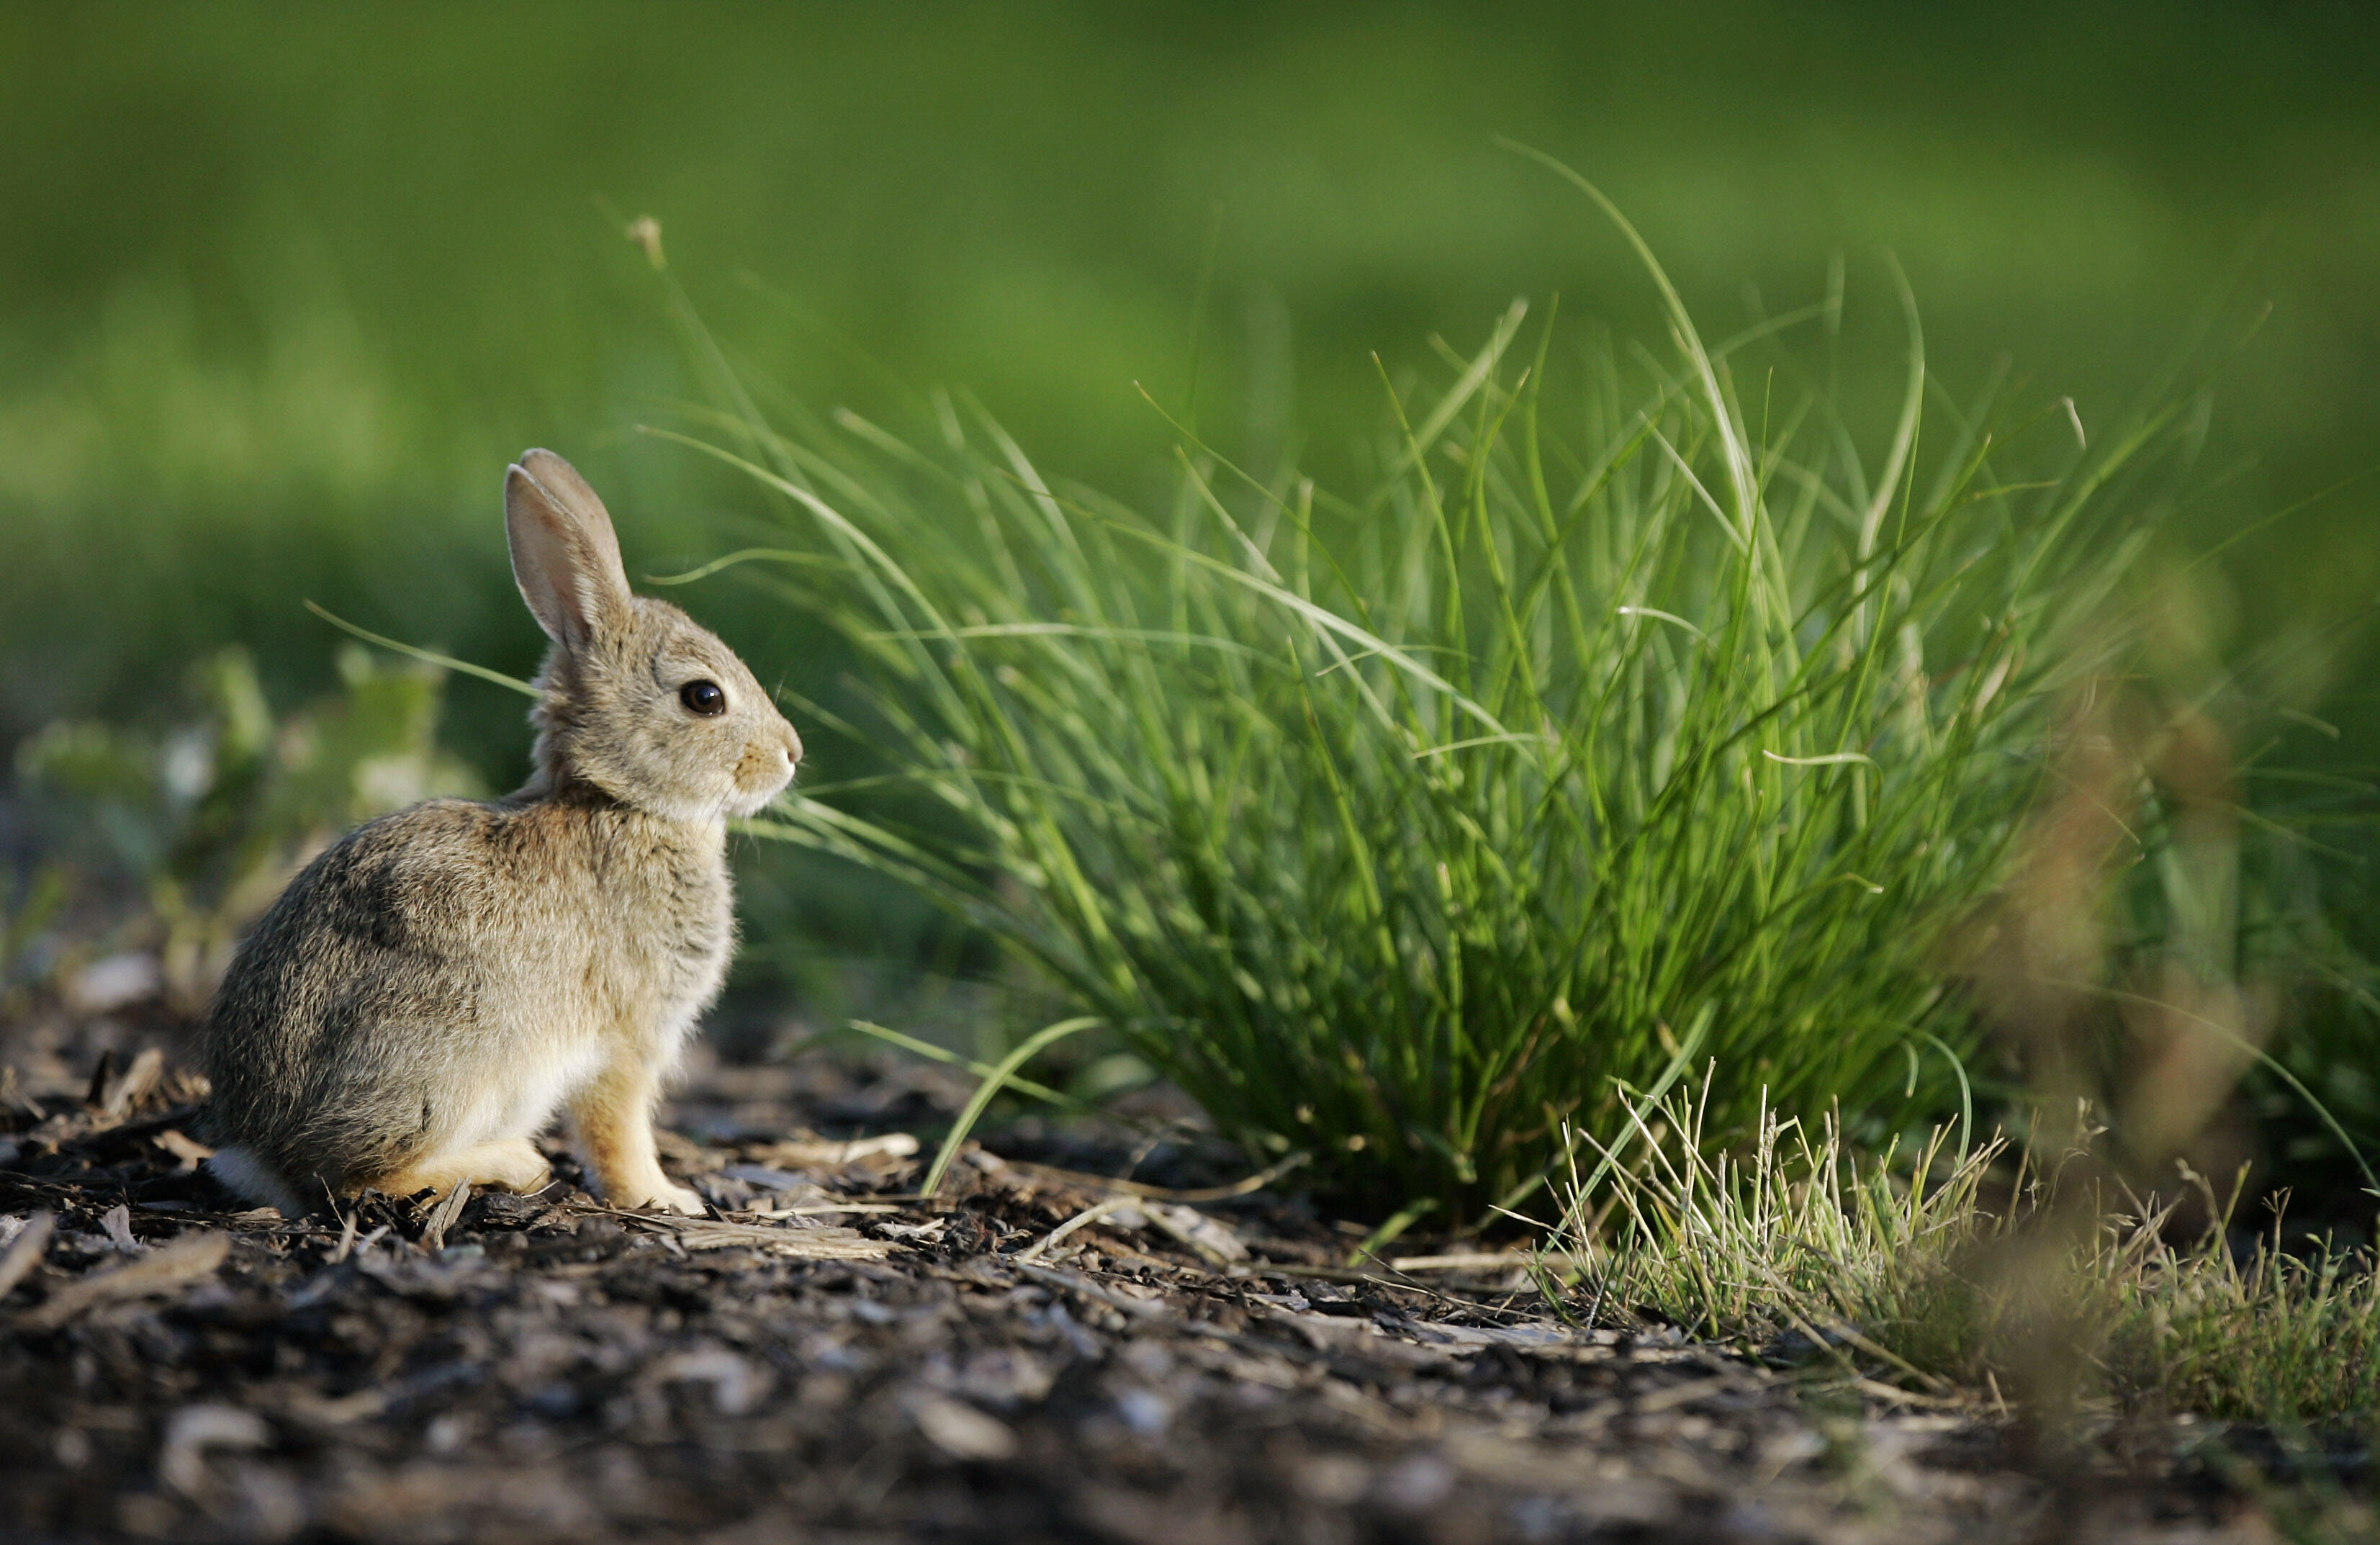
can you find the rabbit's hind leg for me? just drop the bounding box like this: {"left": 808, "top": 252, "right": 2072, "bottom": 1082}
{"left": 376, "top": 1137, "right": 554, "bottom": 1203}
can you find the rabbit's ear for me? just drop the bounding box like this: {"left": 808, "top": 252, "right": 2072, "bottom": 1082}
{"left": 505, "top": 450, "right": 632, "bottom": 650}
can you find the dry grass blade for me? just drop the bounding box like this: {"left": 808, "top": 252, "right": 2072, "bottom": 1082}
{"left": 1011, "top": 1262, "right": 1166, "bottom": 1321}
{"left": 1390, "top": 1252, "right": 1531, "bottom": 1274}
{"left": 95, "top": 1046, "right": 164, "bottom": 1117}
{"left": 0, "top": 1212, "right": 56, "bottom": 1300}
{"left": 17, "top": 1231, "right": 230, "bottom": 1330}
{"left": 159, "top": 1405, "right": 273, "bottom": 1496}
{"left": 993, "top": 1153, "right": 1311, "bottom": 1204}
{"left": 588, "top": 1207, "right": 897, "bottom": 1261}
{"left": 757, "top": 1132, "right": 920, "bottom": 1167}
{"left": 1140, "top": 1202, "right": 1248, "bottom": 1266}
{"left": 1014, "top": 1196, "right": 1136, "bottom": 1264}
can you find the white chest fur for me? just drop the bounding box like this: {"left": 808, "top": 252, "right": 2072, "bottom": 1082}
{"left": 581, "top": 807, "right": 735, "bottom": 1054}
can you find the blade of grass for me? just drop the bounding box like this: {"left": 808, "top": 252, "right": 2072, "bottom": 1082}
{"left": 920, "top": 1017, "right": 1103, "bottom": 1199}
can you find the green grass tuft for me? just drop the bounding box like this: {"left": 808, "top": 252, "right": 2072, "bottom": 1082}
{"left": 680, "top": 209, "right": 2204, "bottom": 1216}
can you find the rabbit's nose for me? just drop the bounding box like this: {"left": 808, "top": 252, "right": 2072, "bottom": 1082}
{"left": 783, "top": 726, "right": 803, "bottom": 767}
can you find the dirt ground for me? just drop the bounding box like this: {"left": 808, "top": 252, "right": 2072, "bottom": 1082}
{"left": 0, "top": 996, "right": 2351, "bottom": 1544}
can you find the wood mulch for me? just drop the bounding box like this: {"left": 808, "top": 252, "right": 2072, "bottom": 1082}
{"left": 0, "top": 1014, "right": 2337, "bottom": 1544}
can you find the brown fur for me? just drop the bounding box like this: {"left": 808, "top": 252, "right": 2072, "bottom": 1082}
{"left": 199, "top": 451, "right": 801, "bottom": 1215}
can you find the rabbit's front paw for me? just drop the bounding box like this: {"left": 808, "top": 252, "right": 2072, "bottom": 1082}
{"left": 646, "top": 1181, "right": 707, "bottom": 1217}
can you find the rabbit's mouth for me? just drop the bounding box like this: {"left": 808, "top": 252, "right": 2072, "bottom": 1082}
{"left": 729, "top": 742, "right": 801, "bottom": 814}
{"left": 724, "top": 783, "right": 788, "bottom": 819}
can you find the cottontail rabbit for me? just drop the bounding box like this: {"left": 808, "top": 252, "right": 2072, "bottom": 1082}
{"left": 200, "top": 450, "right": 801, "bottom": 1216}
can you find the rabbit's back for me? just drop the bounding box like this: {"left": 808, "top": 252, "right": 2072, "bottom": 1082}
{"left": 201, "top": 790, "right": 734, "bottom": 1195}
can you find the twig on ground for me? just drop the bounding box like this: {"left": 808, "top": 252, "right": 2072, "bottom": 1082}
{"left": 420, "top": 1184, "right": 472, "bottom": 1253}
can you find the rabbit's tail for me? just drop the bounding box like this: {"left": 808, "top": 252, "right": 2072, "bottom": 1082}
{"left": 204, "top": 1145, "right": 306, "bottom": 1218}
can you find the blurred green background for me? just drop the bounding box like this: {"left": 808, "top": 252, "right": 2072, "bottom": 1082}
{"left": 4, "top": 0, "right": 2377, "bottom": 1017}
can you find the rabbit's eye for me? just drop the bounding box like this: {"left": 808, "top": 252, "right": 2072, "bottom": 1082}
{"left": 679, "top": 680, "right": 727, "bottom": 716}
